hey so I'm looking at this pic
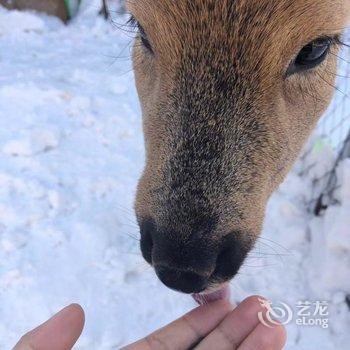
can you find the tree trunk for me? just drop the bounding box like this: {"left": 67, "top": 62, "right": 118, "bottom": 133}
{"left": 100, "top": 0, "right": 110, "bottom": 20}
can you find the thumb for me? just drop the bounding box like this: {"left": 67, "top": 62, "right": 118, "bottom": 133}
{"left": 13, "top": 304, "right": 85, "bottom": 350}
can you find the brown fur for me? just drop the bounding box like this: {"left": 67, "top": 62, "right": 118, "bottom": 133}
{"left": 128, "top": 0, "right": 350, "bottom": 290}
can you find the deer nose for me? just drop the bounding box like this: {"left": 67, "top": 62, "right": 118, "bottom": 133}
{"left": 139, "top": 218, "right": 251, "bottom": 294}
{"left": 139, "top": 218, "right": 219, "bottom": 293}
{"left": 155, "top": 265, "right": 208, "bottom": 293}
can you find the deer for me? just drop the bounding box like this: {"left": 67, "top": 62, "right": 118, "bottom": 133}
{"left": 127, "top": 0, "right": 350, "bottom": 302}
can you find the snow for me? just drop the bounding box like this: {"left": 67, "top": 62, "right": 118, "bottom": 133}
{"left": 308, "top": 160, "right": 350, "bottom": 294}
{"left": 0, "top": 3, "right": 349, "bottom": 349}
{"left": 0, "top": 9, "right": 46, "bottom": 35}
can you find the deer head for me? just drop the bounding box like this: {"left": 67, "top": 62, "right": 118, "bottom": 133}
{"left": 128, "top": 0, "right": 350, "bottom": 295}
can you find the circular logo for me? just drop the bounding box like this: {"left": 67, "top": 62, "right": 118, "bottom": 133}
{"left": 258, "top": 298, "right": 293, "bottom": 328}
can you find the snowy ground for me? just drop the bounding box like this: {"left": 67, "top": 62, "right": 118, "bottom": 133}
{"left": 0, "top": 3, "right": 349, "bottom": 349}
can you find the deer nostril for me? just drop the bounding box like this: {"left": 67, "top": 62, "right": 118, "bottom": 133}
{"left": 155, "top": 265, "right": 208, "bottom": 294}
{"left": 213, "top": 233, "right": 250, "bottom": 280}
{"left": 139, "top": 218, "right": 155, "bottom": 264}
{"left": 216, "top": 247, "right": 232, "bottom": 267}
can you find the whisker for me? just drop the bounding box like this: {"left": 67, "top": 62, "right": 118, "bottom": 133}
{"left": 316, "top": 70, "right": 349, "bottom": 98}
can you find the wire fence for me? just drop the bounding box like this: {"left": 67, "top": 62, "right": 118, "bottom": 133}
{"left": 299, "top": 38, "right": 350, "bottom": 215}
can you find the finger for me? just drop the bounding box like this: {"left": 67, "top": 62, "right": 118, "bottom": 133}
{"left": 194, "top": 295, "right": 267, "bottom": 350}
{"left": 238, "top": 322, "right": 287, "bottom": 350}
{"left": 122, "top": 300, "right": 233, "bottom": 350}
{"left": 14, "top": 304, "right": 85, "bottom": 350}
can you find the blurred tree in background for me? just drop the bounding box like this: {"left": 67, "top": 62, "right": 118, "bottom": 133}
{"left": 0, "top": 0, "right": 69, "bottom": 21}
{"left": 101, "top": 0, "right": 126, "bottom": 19}
{"left": 0, "top": 0, "right": 126, "bottom": 21}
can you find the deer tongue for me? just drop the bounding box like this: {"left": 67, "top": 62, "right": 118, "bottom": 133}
{"left": 192, "top": 285, "right": 230, "bottom": 305}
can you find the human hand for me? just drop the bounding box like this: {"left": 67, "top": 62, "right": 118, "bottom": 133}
{"left": 13, "top": 296, "right": 286, "bottom": 350}
{"left": 123, "top": 295, "right": 286, "bottom": 350}
{"left": 13, "top": 304, "right": 85, "bottom": 350}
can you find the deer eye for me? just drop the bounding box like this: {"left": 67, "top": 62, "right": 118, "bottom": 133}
{"left": 287, "top": 37, "right": 332, "bottom": 76}
{"left": 127, "top": 15, "right": 153, "bottom": 54}
{"left": 137, "top": 23, "right": 153, "bottom": 54}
